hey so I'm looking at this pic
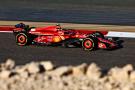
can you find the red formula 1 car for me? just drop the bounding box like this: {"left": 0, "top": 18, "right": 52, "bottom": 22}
{"left": 12, "top": 23, "right": 122, "bottom": 51}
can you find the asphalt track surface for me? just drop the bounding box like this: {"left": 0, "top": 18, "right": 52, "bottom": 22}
{"left": 0, "top": 33, "right": 135, "bottom": 70}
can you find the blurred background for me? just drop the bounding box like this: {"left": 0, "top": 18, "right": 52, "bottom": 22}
{"left": 1, "top": 0, "right": 135, "bottom": 9}
{"left": 0, "top": 0, "right": 135, "bottom": 25}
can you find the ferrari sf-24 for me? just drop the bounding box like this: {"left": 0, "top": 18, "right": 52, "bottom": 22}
{"left": 12, "top": 23, "right": 122, "bottom": 51}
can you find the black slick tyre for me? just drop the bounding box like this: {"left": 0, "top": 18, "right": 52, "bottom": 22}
{"left": 15, "top": 33, "right": 28, "bottom": 46}
{"left": 82, "top": 38, "right": 97, "bottom": 51}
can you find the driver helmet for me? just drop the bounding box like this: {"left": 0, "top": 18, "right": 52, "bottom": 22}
{"left": 15, "top": 23, "right": 25, "bottom": 28}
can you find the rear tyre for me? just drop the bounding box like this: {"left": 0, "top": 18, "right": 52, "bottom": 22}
{"left": 15, "top": 33, "right": 29, "bottom": 46}
{"left": 82, "top": 38, "right": 97, "bottom": 51}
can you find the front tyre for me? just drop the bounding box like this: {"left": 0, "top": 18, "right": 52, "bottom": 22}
{"left": 16, "top": 33, "right": 28, "bottom": 46}
{"left": 82, "top": 38, "right": 97, "bottom": 51}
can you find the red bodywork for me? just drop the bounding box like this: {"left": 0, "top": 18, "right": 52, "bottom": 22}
{"left": 27, "top": 26, "right": 107, "bottom": 44}
{"left": 0, "top": 23, "right": 121, "bottom": 50}
{"left": 0, "top": 26, "right": 15, "bottom": 32}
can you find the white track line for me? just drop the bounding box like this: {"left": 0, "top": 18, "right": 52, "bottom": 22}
{"left": 106, "top": 31, "right": 135, "bottom": 38}
{"left": 0, "top": 31, "right": 13, "bottom": 33}
{"left": 0, "top": 30, "right": 135, "bottom": 38}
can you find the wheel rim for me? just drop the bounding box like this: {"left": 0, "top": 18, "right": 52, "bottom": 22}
{"left": 83, "top": 39, "right": 93, "bottom": 49}
{"left": 16, "top": 34, "right": 27, "bottom": 45}
{"left": 18, "top": 35, "right": 26, "bottom": 43}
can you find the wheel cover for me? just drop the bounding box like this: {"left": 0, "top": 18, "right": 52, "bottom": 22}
{"left": 83, "top": 39, "right": 93, "bottom": 49}
{"left": 16, "top": 34, "right": 27, "bottom": 45}
{"left": 18, "top": 35, "right": 26, "bottom": 43}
